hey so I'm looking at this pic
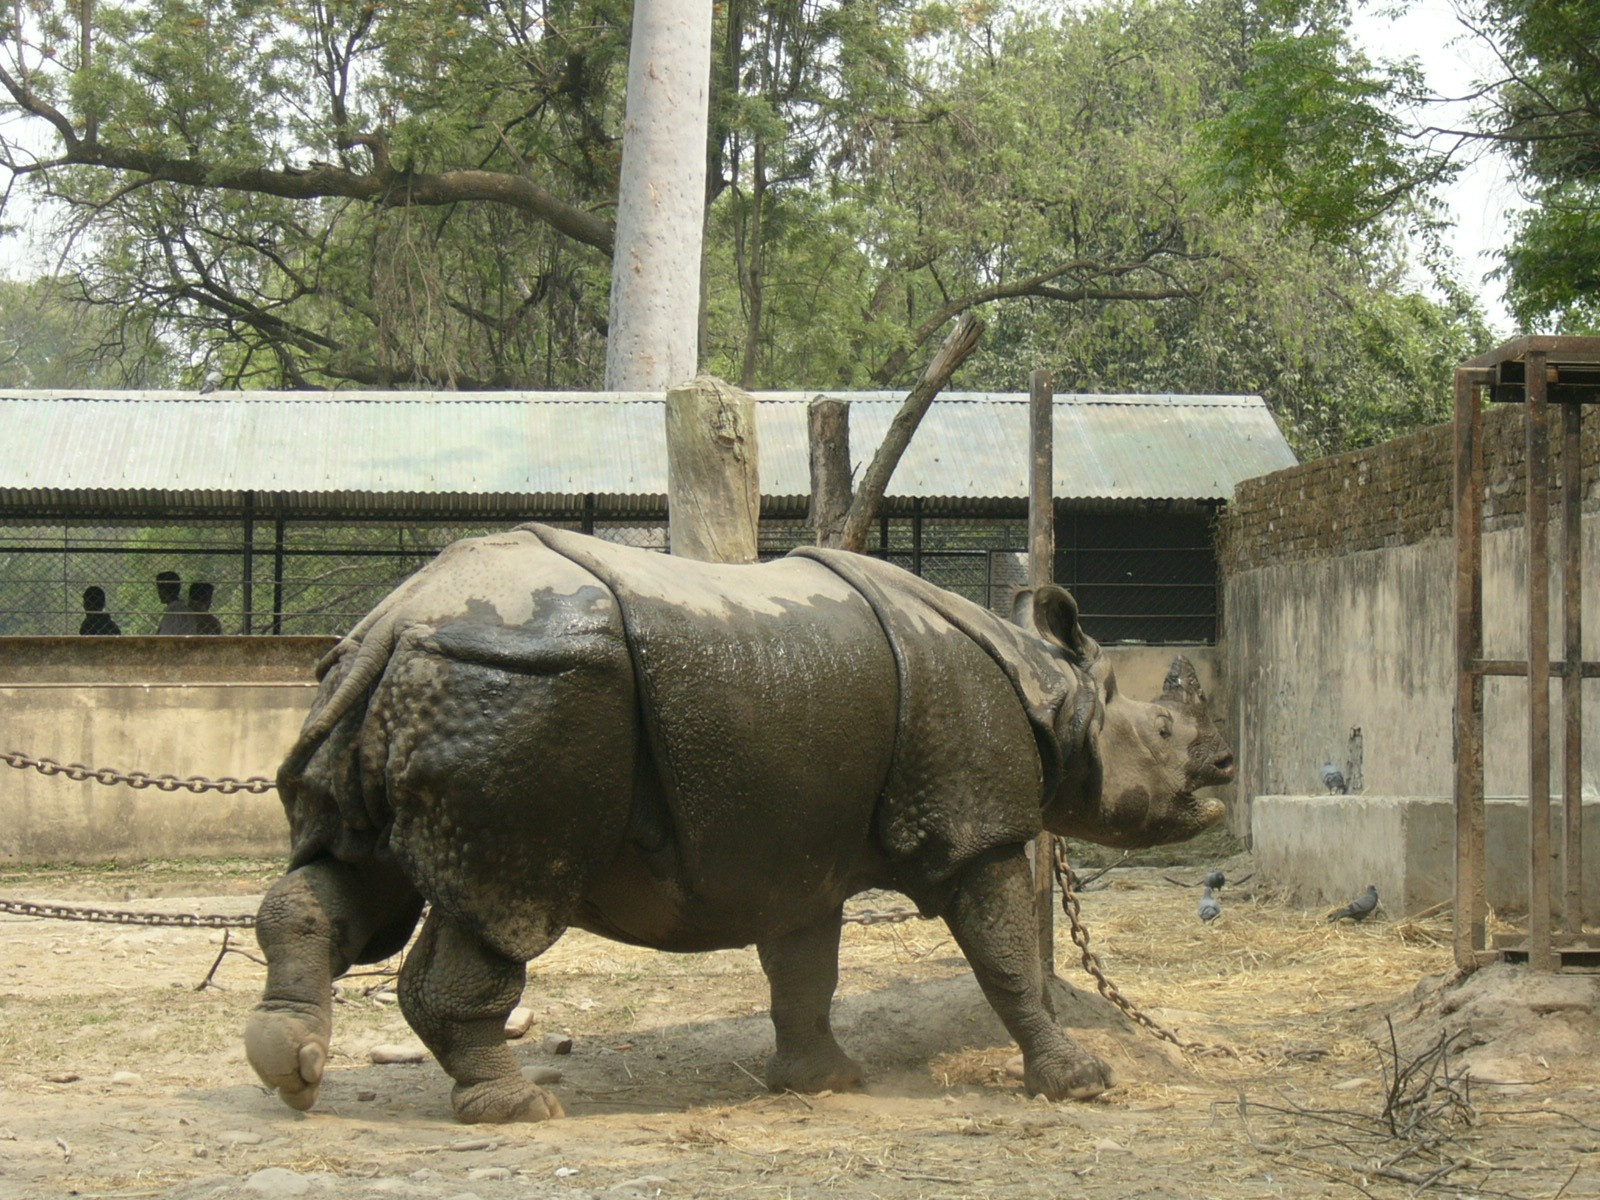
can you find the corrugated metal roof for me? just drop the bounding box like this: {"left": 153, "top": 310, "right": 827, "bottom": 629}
{"left": 0, "top": 389, "right": 1295, "bottom": 509}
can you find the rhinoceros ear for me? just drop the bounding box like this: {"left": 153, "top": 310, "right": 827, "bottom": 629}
{"left": 1028, "top": 584, "right": 1096, "bottom": 666}
{"left": 1163, "top": 654, "right": 1205, "bottom": 705}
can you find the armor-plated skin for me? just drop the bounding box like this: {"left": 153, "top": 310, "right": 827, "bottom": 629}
{"left": 245, "top": 525, "right": 1234, "bottom": 1123}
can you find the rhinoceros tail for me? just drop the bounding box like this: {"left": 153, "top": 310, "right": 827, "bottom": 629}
{"left": 281, "top": 612, "right": 402, "bottom": 775}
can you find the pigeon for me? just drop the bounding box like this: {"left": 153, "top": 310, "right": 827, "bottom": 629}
{"left": 1203, "top": 870, "right": 1226, "bottom": 890}
{"left": 1321, "top": 762, "right": 1348, "bottom": 794}
{"left": 1328, "top": 884, "right": 1378, "bottom": 923}
{"left": 1198, "top": 885, "right": 1221, "bottom": 924}
{"left": 199, "top": 367, "right": 223, "bottom": 395}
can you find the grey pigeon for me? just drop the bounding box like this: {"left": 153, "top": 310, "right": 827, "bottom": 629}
{"left": 1198, "top": 885, "right": 1221, "bottom": 923}
{"left": 1203, "top": 870, "right": 1225, "bottom": 890}
{"left": 1321, "top": 762, "right": 1348, "bottom": 794}
{"left": 1328, "top": 884, "right": 1378, "bottom": 923}
{"left": 199, "top": 367, "right": 222, "bottom": 395}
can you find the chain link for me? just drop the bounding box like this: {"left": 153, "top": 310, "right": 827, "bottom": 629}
{"left": 0, "top": 896, "right": 256, "bottom": 928}
{"left": 842, "top": 904, "right": 924, "bottom": 927}
{"left": 1052, "top": 842, "right": 1236, "bottom": 1058}
{"left": 1, "top": 750, "right": 275, "bottom": 795}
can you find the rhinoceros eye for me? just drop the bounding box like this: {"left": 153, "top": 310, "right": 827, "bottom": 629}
{"left": 1157, "top": 713, "right": 1173, "bottom": 739}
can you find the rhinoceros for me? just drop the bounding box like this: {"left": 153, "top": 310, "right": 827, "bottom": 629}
{"left": 245, "top": 523, "right": 1232, "bottom": 1123}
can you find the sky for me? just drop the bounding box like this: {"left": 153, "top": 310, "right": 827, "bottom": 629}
{"left": 1349, "top": 0, "right": 1525, "bottom": 336}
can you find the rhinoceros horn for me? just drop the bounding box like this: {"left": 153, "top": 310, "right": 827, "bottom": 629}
{"left": 1162, "top": 655, "right": 1205, "bottom": 706}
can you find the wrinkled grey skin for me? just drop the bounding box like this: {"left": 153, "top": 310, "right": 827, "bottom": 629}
{"left": 246, "top": 525, "right": 1233, "bottom": 1123}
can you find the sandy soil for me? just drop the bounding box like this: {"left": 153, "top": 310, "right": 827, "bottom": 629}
{"left": 1, "top": 857, "right": 1597, "bottom": 1200}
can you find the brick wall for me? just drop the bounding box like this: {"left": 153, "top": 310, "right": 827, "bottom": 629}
{"left": 1220, "top": 404, "right": 1600, "bottom": 573}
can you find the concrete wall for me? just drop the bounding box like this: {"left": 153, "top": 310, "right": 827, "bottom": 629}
{"left": 1253, "top": 794, "right": 1600, "bottom": 920}
{"left": 1219, "top": 406, "right": 1600, "bottom": 840}
{"left": 2, "top": 637, "right": 334, "bottom": 863}
{"left": 0, "top": 636, "right": 1223, "bottom": 865}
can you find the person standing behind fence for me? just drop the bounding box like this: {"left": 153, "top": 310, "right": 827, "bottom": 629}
{"left": 189, "top": 581, "right": 222, "bottom": 635}
{"left": 155, "top": 570, "right": 197, "bottom": 635}
{"left": 78, "top": 586, "right": 121, "bottom": 635}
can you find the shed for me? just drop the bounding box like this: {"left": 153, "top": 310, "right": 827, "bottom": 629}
{"left": 0, "top": 390, "right": 1295, "bottom": 641}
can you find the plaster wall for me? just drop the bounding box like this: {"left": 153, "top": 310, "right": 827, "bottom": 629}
{"left": 1222, "top": 518, "right": 1600, "bottom": 840}
{"left": 1253, "top": 794, "right": 1600, "bottom": 920}
{"left": 1, "top": 637, "right": 333, "bottom": 863}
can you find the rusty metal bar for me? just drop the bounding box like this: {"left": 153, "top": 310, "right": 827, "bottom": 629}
{"left": 1454, "top": 366, "right": 1489, "bottom": 969}
{"left": 1527, "top": 350, "right": 1554, "bottom": 971}
{"left": 1028, "top": 368, "right": 1056, "bottom": 984}
{"left": 1562, "top": 400, "right": 1584, "bottom": 937}
{"left": 1475, "top": 659, "right": 1600, "bottom": 678}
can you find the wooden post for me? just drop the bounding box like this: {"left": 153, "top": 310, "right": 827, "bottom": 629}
{"left": 1526, "top": 350, "right": 1554, "bottom": 971}
{"left": 808, "top": 396, "right": 852, "bottom": 549}
{"left": 1028, "top": 369, "right": 1056, "bottom": 983}
{"left": 665, "top": 374, "right": 760, "bottom": 564}
{"left": 1562, "top": 400, "right": 1584, "bottom": 938}
{"left": 836, "top": 314, "right": 983, "bottom": 552}
{"left": 1453, "top": 367, "right": 1488, "bottom": 970}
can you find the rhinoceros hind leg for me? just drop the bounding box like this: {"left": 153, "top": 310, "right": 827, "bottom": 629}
{"left": 248, "top": 859, "right": 421, "bottom": 1113}
{"left": 757, "top": 909, "right": 863, "bottom": 1094}
{"left": 942, "top": 845, "right": 1115, "bottom": 1102}
{"left": 399, "top": 907, "right": 563, "bottom": 1123}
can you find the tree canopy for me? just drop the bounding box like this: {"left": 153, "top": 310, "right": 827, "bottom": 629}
{"left": 0, "top": 0, "right": 1506, "bottom": 454}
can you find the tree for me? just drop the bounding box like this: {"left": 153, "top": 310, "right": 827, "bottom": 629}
{"left": 605, "top": 0, "right": 714, "bottom": 389}
{"left": 0, "top": 275, "right": 175, "bottom": 387}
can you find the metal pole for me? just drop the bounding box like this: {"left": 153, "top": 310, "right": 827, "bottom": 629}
{"left": 1028, "top": 369, "right": 1056, "bottom": 982}
{"left": 1562, "top": 400, "right": 1584, "bottom": 938}
{"left": 1526, "top": 351, "right": 1554, "bottom": 971}
{"left": 1453, "top": 367, "right": 1488, "bottom": 969}
{"left": 272, "top": 517, "right": 286, "bottom": 637}
{"left": 241, "top": 493, "right": 255, "bottom": 636}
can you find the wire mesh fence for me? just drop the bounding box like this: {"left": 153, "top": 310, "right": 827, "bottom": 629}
{"left": 0, "top": 511, "right": 1216, "bottom": 642}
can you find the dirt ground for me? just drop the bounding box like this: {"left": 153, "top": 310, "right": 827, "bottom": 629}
{"left": 2, "top": 856, "right": 1598, "bottom": 1200}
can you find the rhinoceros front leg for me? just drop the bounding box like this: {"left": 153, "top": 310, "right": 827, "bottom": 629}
{"left": 246, "top": 858, "right": 422, "bottom": 1112}
{"left": 942, "top": 845, "right": 1115, "bottom": 1101}
{"left": 398, "top": 907, "right": 563, "bottom": 1123}
{"left": 757, "top": 908, "right": 863, "bottom": 1094}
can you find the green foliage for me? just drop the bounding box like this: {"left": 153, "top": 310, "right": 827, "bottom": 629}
{"left": 1476, "top": 0, "right": 1600, "bottom": 331}
{"left": 0, "top": 277, "right": 177, "bottom": 387}
{"left": 0, "top": 0, "right": 1494, "bottom": 456}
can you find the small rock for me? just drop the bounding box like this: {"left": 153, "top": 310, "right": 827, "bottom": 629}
{"left": 373, "top": 990, "right": 399, "bottom": 1005}
{"left": 504, "top": 1007, "right": 536, "bottom": 1038}
{"left": 611, "top": 1176, "right": 671, "bottom": 1195}
{"left": 243, "top": 1166, "right": 313, "bottom": 1197}
{"left": 219, "top": 1130, "right": 265, "bottom": 1147}
{"left": 467, "top": 1167, "right": 513, "bottom": 1182}
{"left": 542, "top": 1032, "right": 573, "bottom": 1055}
{"left": 369, "top": 1042, "right": 429, "bottom": 1065}
{"left": 43, "top": 1071, "right": 81, "bottom": 1084}
{"left": 110, "top": 1071, "right": 143, "bottom": 1086}
{"left": 409, "top": 1168, "right": 441, "bottom": 1182}
{"left": 193, "top": 1145, "right": 209, "bottom": 1158}
{"left": 447, "top": 1137, "right": 496, "bottom": 1153}
{"left": 554, "top": 1166, "right": 580, "bottom": 1178}
{"left": 356, "top": 1089, "right": 378, "bottom": 1102}
{"left": 527, "top": 1066, "right": 563, "bottom": 1085}
{"left": 1092, "top": 1138, "right": 1129, "bottom": 1153}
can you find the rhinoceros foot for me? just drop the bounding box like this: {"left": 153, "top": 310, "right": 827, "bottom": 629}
{"left": 1025, "top": 1046, "right": 1116, "bottom": 1102}
{"left": 245, "top": 1004, "right": 330, "bottom": 1112}
{"left": 452, "top": 1077, "right": 565, "bottom": 1123}
{"left": 765, "top": 1044, "right": 864, "bottom": 1095}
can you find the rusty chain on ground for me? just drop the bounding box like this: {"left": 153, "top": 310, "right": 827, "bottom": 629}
{"left": 0, "top": 896, "right": 256, "bottom": 928}
{"left": 1, "top": 749, "right": 276, "bottom": 795}
{"left": 1052, "top": 841, "right": 1237, "bottom": 1058}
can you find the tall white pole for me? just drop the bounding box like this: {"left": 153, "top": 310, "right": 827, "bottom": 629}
{"left": 604, "top": 0, "right": 714, "bottom": 390}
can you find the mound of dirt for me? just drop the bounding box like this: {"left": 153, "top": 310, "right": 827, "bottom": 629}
{"left": 1379, "top": 964, "right": 1600, "bottom": 1086}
